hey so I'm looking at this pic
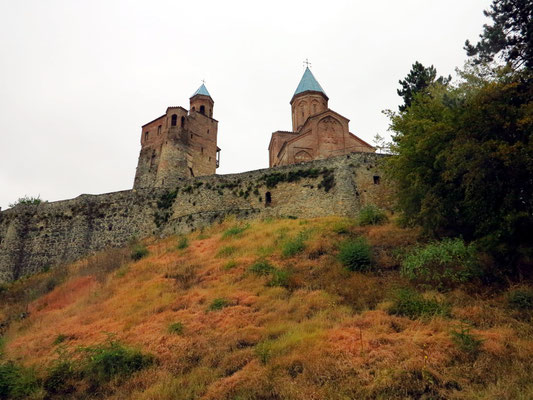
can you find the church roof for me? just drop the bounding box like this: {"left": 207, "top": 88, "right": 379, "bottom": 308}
{"left": 293, "top": 67, "right": 327, "bottom": 98}
{"left": 190, "top": 83, "right": 212, "bottom": 98}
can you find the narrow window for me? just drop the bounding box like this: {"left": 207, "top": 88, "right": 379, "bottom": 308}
{"left": 192, "top": 106, "right": 196, "bottom": 111}
{"left": 209, "top": 109, "right": 212, "bottom": 117}
{"left": 171, "top": 114, "right": 177, "bottom": 126}
{"left": 207, "top": 129, "right": 210, "bottom": 134}
{"left": 200, "top": 105, "right": 205, "bottom": 115}
{"left": 189, "top": 167, "right": 195, "bottom": 177}
{"left": 373, "top": 176, "right": 381, "bottom": 185}
{"left": 190, "top": 134, "right": 193, "bottom": 139}
{"left": 209, "top": 156, "right": 211, "bottom": 161}
{"left": 144, "top": 131, "right": 149, "bottom": 141}
{"left": 181, "top": 116, "right": 185, "bottom": 127}
{"left": 158, "top": 125, "right": 162, "bottom": 135}
{"left": 265, "top": 192, "right": 272, "bottom": 206}
{"left": 201, "top": 147, "right": 204, "bottom": 154}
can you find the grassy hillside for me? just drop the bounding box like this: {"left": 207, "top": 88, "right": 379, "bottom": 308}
{"left": 1, "top": 216, "right": 533, "bottom": 399}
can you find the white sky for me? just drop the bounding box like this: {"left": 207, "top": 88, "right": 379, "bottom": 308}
{"left": 0, "top": 0, "right": 492, "bottom": 210}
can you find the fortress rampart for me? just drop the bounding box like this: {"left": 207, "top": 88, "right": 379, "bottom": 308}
{"left": 0, "top": 153, "right": 391, "bottom": 283}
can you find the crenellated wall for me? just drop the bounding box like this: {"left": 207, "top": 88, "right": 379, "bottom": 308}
{"left": 0, "top": 153, "right": 392, "bottom": 283}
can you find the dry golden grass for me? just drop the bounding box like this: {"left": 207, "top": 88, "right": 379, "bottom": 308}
{"left": 1, "top": 216, "right": 533, "bottom": 399}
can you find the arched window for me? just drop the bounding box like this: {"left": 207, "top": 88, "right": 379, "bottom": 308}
{"left": 192, "top": 106, "right": 196, "bottom": 111}
{"left": 144, "top": 131, "right": 149, "bottom": 141}
{"left": 157, "top": 125, "right": 162, "bottom": 135}
{"left": 171, "top": 114, "right": 177, "bottom": 126}
{"left": 200, "top": 105, "right": 205, "bottom": 115}
{"left": 181, "top": 116, "right": 185, "bottom": 127}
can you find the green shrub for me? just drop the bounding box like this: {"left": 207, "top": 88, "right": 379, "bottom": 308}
{"left": 216, "top": 246, "right": 237, "bottom": 258}
{"left": 249, "top": 260, "right": 275, "bottom": 276}
{"left": 388, "top": 288, "right": 449, "bottom": 319}
{"left": 508, "top": 289, "right": 533, "bottom": 310}
{"left": 9, "top": 195, "right": 43, "bottom": 208}
{"left": 168, "top": 322, "right": 184, "bottom": 335}
{"left": 268, "top": 269, "right": 292, "bottom": 288}
{"left": 338, "top": 238, "right": 373, "bottom": 272}
{"left": 450, "top": 326, "right": 484, "bottom": 354}
{"left": 209, "top": 298, "right": 230, "bottom": 311}
{"left": 43, "top": 360, "right": 78, "bottom": 396}
{"left": 176, "top": 236, "right": 189, "bottom": 250}
{"left": 282, "top": 231, "right": 309, "bottom": 258}
{"left": 223, "top": 260, "right": 238, "bottom": 270}
{"left": 357, "top": 204, "right": 388, "bottom": 226}
{"left": 53, "top": 334, "right": 68, "bottom": 345}
{"left": 401, "top": 238, "right": 479, "bottom": 287}
{"left": 131, "top": 244, "right": 149, "bottom": 261}
{"left": 80, "top": 341, "right": 154, "bottom": 386}
{"left": 222, "top": 224, "right": 249, "bottom": 239}
{"left": 0, "top": 361, "right": 39, "bottom": 399}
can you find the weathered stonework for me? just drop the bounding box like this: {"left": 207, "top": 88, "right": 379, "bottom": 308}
{"left": 0, "top": 153, "right": 391, "bottom": 283}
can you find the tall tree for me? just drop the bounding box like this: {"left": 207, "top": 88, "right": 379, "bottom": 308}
{"left": 465, "top": 0, "right": 533, "bottom": 69}
{"left": 397, "top": 62, "right": 450, "bottom": 112}
{"left": 387, "top": 70, "right": 533, "bottom": 276}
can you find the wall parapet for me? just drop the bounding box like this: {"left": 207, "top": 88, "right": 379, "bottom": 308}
{"left": 0, "top": 153, "right": 391, "bottom": 283}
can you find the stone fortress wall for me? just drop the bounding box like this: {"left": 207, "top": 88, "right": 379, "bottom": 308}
{"left": 0, "top": 153, "right": 391, "bottom": 283}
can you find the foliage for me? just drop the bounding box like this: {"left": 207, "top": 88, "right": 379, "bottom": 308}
{"left": 8, "top": 195, "right": 43, "bottom": 208}
{"left": 249, "top": 260, "right": 275, "bottom": 276}
{"left": 267, "top": 269, "right": 292, "bottom": 288}
{"left": 208, "top": 298, "right": 229, "bottom": 311}
{"left": 80, "top": 340, "right": 154, "bottom": 386}
{"left": 222, "top": 224, "right": 249, "bottom": 238}
{"left": 389, "top": 288, "right": 449, "bottom": 319}
{"left": 387, "top": 69, "right": 533, "bottom": 276}
{"left": 216, "top": 246, "right": 237, "bottom": 258}
{"left": 397, "top": 61, "right": 450, "bottom": 111}
{"left": 465, "top": 0, "right": 533, "bottom": 69}
{"left": 168, "top": 322, "right": 184, "bottom": 335}
{"left": 508, "top": 288, "right": 533, "bottom": 310}
{"left": 131, "top": 244, "right": 149, "bottom": 261}
{"left": 338, "top": 238, "right": 373, "bottom": 272}
{"left": 0, "top": 361, "right": 39, "bottom": 399}
{"left": 53, "top": 334, "right": 68, "bottom": 345}
{"left": 176, "top": 236, "right": 189, "bottom": 250}
{"left": 222, "top": 260, "right": 238, "bottom": 270}
{"left": 357, "top": 204, "right": 388, "bottom": 226}
{"left": 281, "top": 231, "right": 309, "bottom": 257}
{"left": 43, "top": 360, "right": 78, "bottom": 396}
{"left": 450, "top": 326, "right": 484, "bottom": 354}
{"left": 401, "top": 238, "right": 480, "bottom": 287}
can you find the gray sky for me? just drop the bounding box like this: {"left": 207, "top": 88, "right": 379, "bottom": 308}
{"left": 0, "top": 0, "right": 492, "bottom": 210}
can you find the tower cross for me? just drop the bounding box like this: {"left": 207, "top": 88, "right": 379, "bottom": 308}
{"left": 303, "top": 59, "right": 312, "bottom": 69}
{"left": 201, "top": 79, "right": 206, "bottom": 84}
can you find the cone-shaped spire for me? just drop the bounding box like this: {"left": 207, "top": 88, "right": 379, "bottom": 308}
{"left": 190, "top": 83, "right": 212, "bottom": 98}
{"left": 293, "top": 67, "right": 327, "bottom": 98}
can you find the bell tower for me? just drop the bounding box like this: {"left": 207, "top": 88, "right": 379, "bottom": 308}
{"left": 290, "top": 67, "right": 329, "bottom": 132}
{"left": 190, "top": 83, "right": 214, "bottom": 118}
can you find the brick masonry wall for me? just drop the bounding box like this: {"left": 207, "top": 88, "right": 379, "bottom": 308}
{"left": 0, "top": 153, "right": 393, "bottom": 283}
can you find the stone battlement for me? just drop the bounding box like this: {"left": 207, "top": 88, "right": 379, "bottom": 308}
{"left": 0, "top": 153, "right": 391, "bottom": 283}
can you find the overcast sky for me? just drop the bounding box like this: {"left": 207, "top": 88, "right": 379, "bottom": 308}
{"left": 0, "top": 0, "right": 493, "bottom": 210}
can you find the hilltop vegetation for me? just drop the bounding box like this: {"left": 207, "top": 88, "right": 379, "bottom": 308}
{"left": 1, "top": 215, "right": 533, "bottom": 399}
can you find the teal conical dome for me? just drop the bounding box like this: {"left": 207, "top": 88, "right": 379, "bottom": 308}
{"left": 190, "top": 83, "right": 211, "bottom": 98}
{"left": 293, "top": 67, "right": 327, "bottom": 98}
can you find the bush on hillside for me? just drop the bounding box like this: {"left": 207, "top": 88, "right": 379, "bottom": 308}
{"left": 176, "top": 236, "right": 189, "bottom": 250}
{"left": 389, "top": 288, "right": 449, "bottom": 319}
{"left": 0, "top": 361, "right": 39, "bottom": 399}
{"left": 401, "top": 238, "right": 479, "bottom": 288}
{"left": 338, "top": 238, "right": 373, "bottom": 272}
{"left": 130, "top": 244, "right": 149, "bottom": 261}
{"left": 81, "top": 341, "right": 154, "bottom": 387}
{"left": 8, "top": 195, "right": 43, "bottom": 208}
{"left": 281, "top": 231, "right": 309, "bottom": 258}
{"left": 357, "top": 205, "right": 388, "bottom": 226}
{"left": 507, "top": 288, "right": 533, "bottom": 310}
{"left": 249, "top": 260, "right": 275, "bottom": 276}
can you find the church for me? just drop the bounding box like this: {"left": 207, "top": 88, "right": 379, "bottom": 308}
{"left": 269, "top": 67, "right": 374, "bottom": 167}
{"left": 133, "top": 66, "right": 374, "bottom": 189}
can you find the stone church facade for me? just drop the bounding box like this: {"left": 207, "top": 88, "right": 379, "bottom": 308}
{"left": 133, "top": 84, "right": 220, "bottom": 189}
{"left": 269, "top": 67, "right": 374, "bottom": 167}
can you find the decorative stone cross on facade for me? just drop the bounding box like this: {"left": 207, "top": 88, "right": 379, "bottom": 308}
{"left": 303, "top": 59, "right": 312, "bottom": 69}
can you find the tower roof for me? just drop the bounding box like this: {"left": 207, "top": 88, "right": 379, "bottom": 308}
{"left": 190, "top": 83, "right": 212, "bottom": 99}
{"left": 293, "top": 67, "right": 327, "bottom": 98}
